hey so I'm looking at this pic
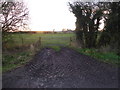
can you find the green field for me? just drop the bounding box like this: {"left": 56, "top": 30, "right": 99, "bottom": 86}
{"left": 6, "top": 33, "right": 76, "bottom": 49}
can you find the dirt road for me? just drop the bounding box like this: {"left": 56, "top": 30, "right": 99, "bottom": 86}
{"left": 2, "top": 47, "right": 119, "bottom": 88}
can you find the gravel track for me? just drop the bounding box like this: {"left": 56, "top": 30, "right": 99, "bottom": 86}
{"left": 2, "top": 47, "right": 119, "bottom": 88}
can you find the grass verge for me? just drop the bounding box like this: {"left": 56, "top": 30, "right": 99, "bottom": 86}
{"left": 2, "top": 51, "right": 34, "bottom": 72}
{"left": 70, "top": 47, "right": 120, "bottom": 66}
{"left": 47, "top": 46, "right": 61, "bottom": 52}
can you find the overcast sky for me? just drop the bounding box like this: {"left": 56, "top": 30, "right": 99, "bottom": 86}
{"left": 24, "top": 0, "right": 76, "bottom": 31}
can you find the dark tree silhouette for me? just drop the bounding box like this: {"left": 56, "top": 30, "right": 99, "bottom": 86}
{"left": 69, "top": 2, "right": 113, "bottom": 48}
{"left": 99, "top": 2, "right": 120, "bottom": 55}
{"left": 69, "top": 2, "right": 104, "bottom": 48}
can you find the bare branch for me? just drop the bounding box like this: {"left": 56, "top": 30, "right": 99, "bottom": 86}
{"left": 0, "top": 1, "right": 29, "bottom": 33}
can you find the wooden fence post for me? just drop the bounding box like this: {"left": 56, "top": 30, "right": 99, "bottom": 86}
{"left": 39, "top": 37, "right": 41, "bottom": 46}
{"left": 21, "top": 37, "right": 23, "bottom": 46}
{"left": 70, "top": 37, "right": 72, "bottom": 46}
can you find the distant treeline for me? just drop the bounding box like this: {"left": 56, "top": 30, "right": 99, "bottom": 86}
{"left": 7, "top": 30, "right": 75, "bottom": 34}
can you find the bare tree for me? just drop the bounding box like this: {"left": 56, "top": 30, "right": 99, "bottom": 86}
{"left": 0, "top": 1, "right": 29, "bottom": 34}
